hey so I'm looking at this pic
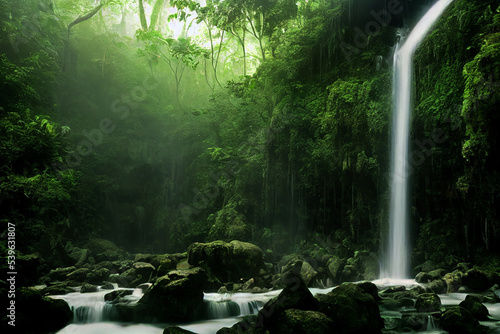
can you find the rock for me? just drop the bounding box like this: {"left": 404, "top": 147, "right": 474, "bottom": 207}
{"left": 15, "top": 288, "right": 72, "bottom": 333}
{"left": 80, "top": 282, "right": 98, "bottom": 293}
{"left": 118, "top": 262, "right": 155, "bottom": 288}
{"left": 188, "top": 240, "right": 265, "bottom": 283}
{"left": 275, "top": 309, "right": 335, "bottom": 333}
{"left": 440, "top": 306, "right": 488, "bottom": 334}
{"left": 279, "top": 254, "right": 317, "bottom": 287}
{"left": 357, "top": 281, "right": 381, "bottom": 301}
{"left": 101, "top": 282, "right": 115, "bottom": 289}
{"left": 163, "top": 326, "right": 196, "bottom": 334}
{"left": 463, "top": 269, "right": 492, "bottom": 291}
{"left": 401, "top": 314, "right": 427, "bottom": 331}
{"left": 67, "top": 268, "right": 90, "bottom": 282}
{"left": 41, "top": 282, "right": 74, "bottom": 296}
{"left": 459, "top": 295, "right": 490, "bottom": 320}
{"left": 138, "top": 267, "right": 208, "bottom": 322}
{"left": 415, "top": 293, "right": 441, "bottom": 312}
{"left": 341, "top": 264, "right": 360, "bottom": 282}
{"left": 415, "top": 272, "right": 432, "bottom": 283}
{"left": 317, "top": 282, "right": 383, "bottom": 334}
{"left": 242, "top": 278, "right": 255, "bottom": 291}
{"left": 105, "top": 289, "right": 134, "bottom": 303}
{"left": 258, "top": 271, "right": 318, "bottom": 331}
{"left": 86, "top": 238, "right": 128, "bottom": 262}
{"left": 157, "top": 258, "right": 178, "bottom": 277}
{"left": 444, "top": 270, "right": 464, "bottom": 293}
{"left": 48, "top": 266, "right": 76, "bottom": 281}
{"left": 326, "top": 256, "right": 345, "bottom": 284}
{"left": 427, "top": 269, "right": 446, "bottom": 281}
{"left": 354, "top": 251, "right": 380, "bottom": 280}
{"left": 426, "top": 279, "right": 447, "bottom": 294}
{"left": 87, "top": 268, "right": 111, "bottom": 285}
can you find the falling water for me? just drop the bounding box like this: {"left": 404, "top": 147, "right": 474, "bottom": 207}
{"left": 385, "top": 0, "right": 454, "bottom": 278}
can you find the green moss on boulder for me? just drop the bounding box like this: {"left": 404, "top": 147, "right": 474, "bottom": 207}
{"left": 317, "top": 282, "right": 383, "bottom": 334}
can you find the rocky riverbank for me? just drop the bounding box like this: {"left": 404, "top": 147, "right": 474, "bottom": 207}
{"left": 3, "top": 238, "right": 500, "bottom": 334}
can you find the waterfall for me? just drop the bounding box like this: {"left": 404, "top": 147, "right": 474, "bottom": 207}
{"left": 384, "top": 0, "right": 453, "bottom": 279}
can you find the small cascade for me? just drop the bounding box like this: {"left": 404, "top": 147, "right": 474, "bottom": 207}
{"left": 51, "top": 288, "right": 141, "bottom": 323}
{"left": 426, "top": 314, "right": 437, "bottom": 331}
{"left": 203, "top": 293, "right": 265, "bottom": 319}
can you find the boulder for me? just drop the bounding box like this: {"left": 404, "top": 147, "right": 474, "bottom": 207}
{"left": 463, "top": 269, "right": 492, "bottom": 291}
{"left": 216, "top": 315, "right": 263, "bottom": 334}
{"left": 459, "top": 295, "right": 490, "bottom": 320}
{"left": 275, "top": 309, "right": 335, "bottom": 333}
{"left": 14, "top": 288, "right": 72, "bottom": 333}
{"left": 117, "top": 262, "right": 155, "bottom": 288}
{"left": 279, "top": 254, "right": 317, "bottom": 287}
{"left": 426, "top": 279, "right": 447, "bottom": 294}
{"left": 188, "top": 240, "right": 264, "bottom": 283}
{"left": 67, "top": 268, "right": 90, "bottom": 282}
{"left": 415, "top": 272, "right": 432, "bottom": 283}
{"left": 258, "top": 268, "right": 318, "bottom": 331}
{"left": 41, "top": 282, "right": 74, "bottom": 296}
{"left": 80, "top": 282, "right": 98, "bottom": 293}
{"left": 357, "top": 281, "right": 381, "bottom": 301}
{"left": 86, "top": 268, "right": 111, "bottom": 285}
{"left": 354, "top": 251, "right": 379, "bottom": 280}
{"left": 326, "top": 256, "right": 345, "bottom": 284}
{"left": 316, "top": 282, "right": 383, "bottom": 334}
{"left": 415, "top": 293, "right": 441, "bottom": 312}
{"left": 440, "top": 306, "right": 488, "bottom": 334}
{"left": 104, "top": 290, "right": 134, "bottom": 303}
{"left": 444, "top": 270, "right": 464, "bottom": 293}
{"left": 138, "top": 267, "right": 208, "bottom": 322}
{"left": 48, "top": 266, "right": 76, "bottom": 281}
{"left": 341, "top": 264, "right": 360, "bottom": 282}
{"left": 427, "top": 269, "right": 446, "bottom": 281}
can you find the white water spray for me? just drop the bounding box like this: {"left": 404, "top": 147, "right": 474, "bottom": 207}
{"left": 385, "top": 0, "right": 453, "bottom": 278}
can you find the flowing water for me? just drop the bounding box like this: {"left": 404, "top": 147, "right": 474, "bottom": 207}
{"left": 384, "top": 0, "right": 454, "bottom": 279}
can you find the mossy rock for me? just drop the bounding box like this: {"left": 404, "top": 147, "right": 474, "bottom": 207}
{"left": 316, "top": 282, "right": 383, "bottom": 334}
{"left": 86, "top": 267, "right": 111, "bottom": 285}
{"left": 357, "top": 281, "right": 381, "bottom": 301}
{"left": 459, "top": 295, "right": 490, "bottom": 320}
{"left": 462, "top": 269, "right": 492, "bottom": 291}
{"left": 67, "top": 268, "right": 90, "bottom": 282}
{"left": 278, "top": 254, "right": 317, "bottom": 287}
{"left": 138, "top": 267, "right": 208, "bottom": 322}
{"left": 258, "top": 273, "right": 318, "bottom": 331}
{"left": 14, "top": 288, "right": 72, "bottom": 333}
{"left": 444, "top": 270, "right": 464, "bottom": 293}
{"left": 415, "top": 293, "right": 441, "bottom": 312}
{"left": 48, "top": 266, "right": 76, "bottom": 281}
{"left": 426, "top": 279, "right": 447, "bottom": 294}
{"left": 440, "top": 306, "right": 488, "bottom": 334}
{"left": 187, "top": 240, "right": 264, "bottom": 283}
{"left": 80, "top": 282, "right": 98, "bottom": 293}
{"left": 276, "top": 309, "right": 334, "bottom": 333}
{"left": 41, "top": 282, "right": 74, "bottom": 296}
{"left": 326, "top": 256, "right": 345, "bottom": 284}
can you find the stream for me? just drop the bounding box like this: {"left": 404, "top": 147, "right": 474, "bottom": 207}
{"left": 50, "top": 281, "right": 500, "bottom": 334}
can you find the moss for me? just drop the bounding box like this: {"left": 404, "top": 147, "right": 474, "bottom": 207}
{"left": 276, "top": 309, "right": 334, "bottom": 333}
{"left": 415, "top": 293, "right": 441, "bottom": 313}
